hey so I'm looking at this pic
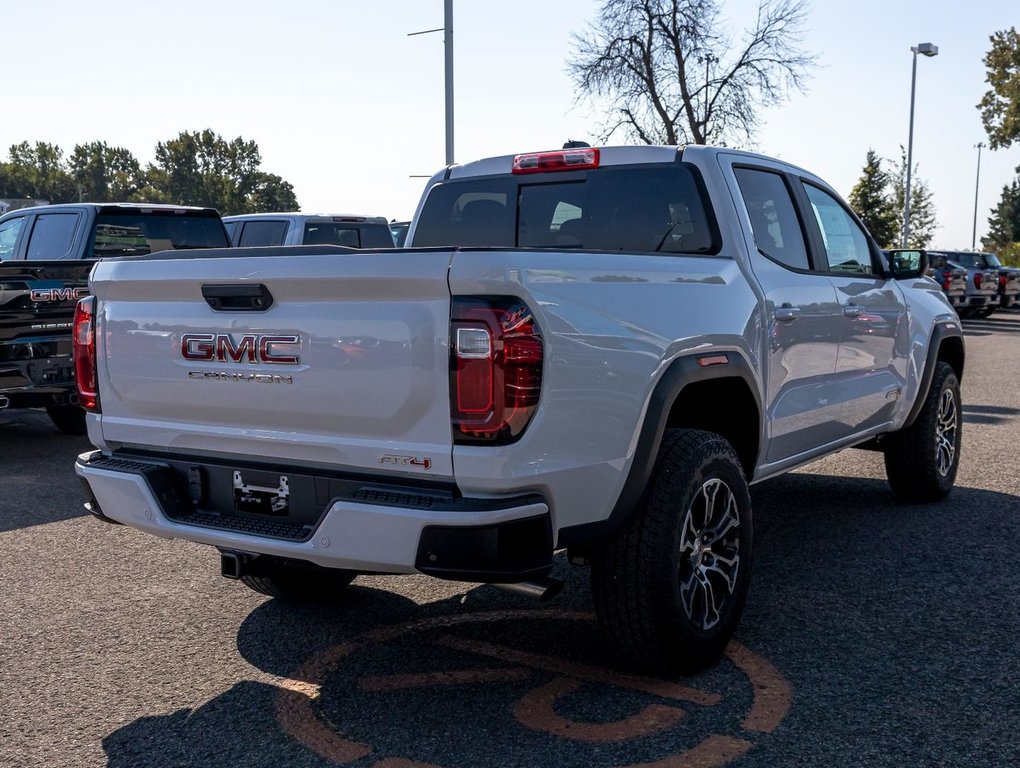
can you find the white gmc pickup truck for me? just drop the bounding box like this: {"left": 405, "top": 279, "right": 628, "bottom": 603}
{"left": 74, "top": 144, "right": 964, "bottom": 672}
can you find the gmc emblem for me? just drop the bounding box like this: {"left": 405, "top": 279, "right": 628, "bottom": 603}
{"left": 181, "top": 333, "right": 301, "bottom": 365}
{"left": 30, "top": 287, "right": 90, "bottom": 303}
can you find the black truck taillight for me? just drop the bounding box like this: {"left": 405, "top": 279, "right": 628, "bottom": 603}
{"left": 450, "top": 297, "right": 543, "bottom": 444}
{"left": 73, "top": 296, "right": 100, "bottom": 412}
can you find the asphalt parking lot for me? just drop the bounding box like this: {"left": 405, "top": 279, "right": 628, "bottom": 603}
{"left": 2, "top": 312, "right": 1018, "bottom": 768}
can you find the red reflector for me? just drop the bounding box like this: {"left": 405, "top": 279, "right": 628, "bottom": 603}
{"left": 73, "top": 296, "right": 99, "bottom": 412}
{"left": 975, "top": 273, "right": 983, "bottom": 289}
{"left": 697, "top": 355, "right": 729, "bottom": 367}
{"left": 512, "top": 148, "right": 600, "bottom": 174}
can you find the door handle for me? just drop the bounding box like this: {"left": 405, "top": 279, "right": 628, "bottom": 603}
{"left": 843, "top": 304, "right": 864, "bottom": 318}
{"left": 774, "top": 304, "right": 801, "bottom": 322}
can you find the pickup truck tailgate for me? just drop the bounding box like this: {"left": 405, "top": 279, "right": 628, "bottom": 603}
{"left": 90, "top": 249, "right": 455, "bottom": 477}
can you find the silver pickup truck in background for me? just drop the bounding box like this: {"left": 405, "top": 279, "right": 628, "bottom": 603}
{"left": 74, "top": 144, "right": 964, "bottom": 673}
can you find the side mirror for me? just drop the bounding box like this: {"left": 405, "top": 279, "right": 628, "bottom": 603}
{"left": 887, "top": 249, "right": 928, "bottom": 280}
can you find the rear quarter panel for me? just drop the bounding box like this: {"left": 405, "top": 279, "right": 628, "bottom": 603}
{"left": 448, "top": 250, "right": 760, "bottom": 539}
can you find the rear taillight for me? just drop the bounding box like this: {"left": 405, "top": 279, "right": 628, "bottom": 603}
{"left": 974, "top": 273, "right": 983, "bottom": 289}
{"left": 942, "top": 273, "right": 952, "bottom": 291}
{"left": 999, "top": 274, "right": 1007, "bottom": 287}
{"left": 450, "top": 297, "right": 543, "bottom": 444}
{"left": 73, "top": 296, "right": 99, "bottom": 412}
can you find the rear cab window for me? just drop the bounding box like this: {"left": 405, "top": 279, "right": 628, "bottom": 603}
{"left": 302, "top": 221, "right": 395, "bottom": 248}
{"left": 413, "top": 164, "right": 718, "bottom": 254}
{"left": 87, "top": 211, "right": 229, "bottom": 257}
{"left": 239, "top": 220, "right": 289, "bottom": 247}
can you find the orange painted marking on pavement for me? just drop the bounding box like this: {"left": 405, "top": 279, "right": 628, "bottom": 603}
{"left": 436, "top": 634, "right": 722, "bottom": 707}
{"left": 622, "top": 734, "right": 754, "bottom": 768}
{"left": 514, "top": 676, "right": 688, "bottom": 743}
{"left": 362, "top": 608, "right": 596, "bottom": 642}
{"left": 724, "top": 643, "right": 793, "bottom": 733}
{"left": 359, "top": 667, "right": 534, "bottom": 692}
{"left": 274, "top": 642, "right": 373, "bottom": 763}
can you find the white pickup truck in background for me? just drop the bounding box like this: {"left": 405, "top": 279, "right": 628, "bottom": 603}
{"left": 74, "top": 144, "right": 964, "bottom": 673}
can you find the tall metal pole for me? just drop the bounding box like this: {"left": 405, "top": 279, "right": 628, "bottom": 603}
{"left": 444, "top": 0, "right": 454, "bottom": 165}
{"left": 903, "top": 51, "right": 918, "bottom": 248}
{"left": 903, "top": 43, "right": 938, "bottom": 248}
{"left": 972, "top": 142, "right": 984, "bottom": 250}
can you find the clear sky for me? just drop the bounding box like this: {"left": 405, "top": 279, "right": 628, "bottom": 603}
{"left": 3, "top": 0, "right": 1017, "bottom": 249}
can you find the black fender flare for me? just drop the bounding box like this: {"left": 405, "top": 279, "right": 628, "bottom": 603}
{"left": 902, "top": 322, "right": 965, "bottom": 430}
{"left": 557, "top": 352, "right": 761, "bottom": 550}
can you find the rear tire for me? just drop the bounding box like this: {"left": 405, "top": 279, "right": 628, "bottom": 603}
{"left": 884, "top": 361, "right": 961, "bottom": 502}
{"left": 591, "top": 429, "right": 753, "bottom": 674}
{"left": 46, "top": 404, "right": 87, "bottom": 435}
{"left": 239, "top": 556, "right": 356, "bottom": 602}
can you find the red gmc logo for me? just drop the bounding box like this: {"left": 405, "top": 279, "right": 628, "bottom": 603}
{"left": 181, "top": 333, "right": 301, "bottom": 365}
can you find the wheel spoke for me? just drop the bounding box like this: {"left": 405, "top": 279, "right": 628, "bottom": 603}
{"left": 703, "top": 493, "right": 740, "bottom": 546}
{"left": 704, "top": 552, "right": 740, "bottom": 593}
{"left": 699, "top": 571, "right": 722, "bottom": 629}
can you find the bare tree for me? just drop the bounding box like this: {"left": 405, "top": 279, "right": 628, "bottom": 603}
{"left": 569, "top": 0, "right": 815, "bottom": 146}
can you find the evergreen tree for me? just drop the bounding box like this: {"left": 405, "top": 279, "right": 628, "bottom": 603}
{"left": 982, "top": 175, "right": 1020, "bottom": 250}
{"left": 848, "top": 149, "right": 898, "bottom": 247}
{"left": 889, "top": 146, "right": 937, "bottom": 248}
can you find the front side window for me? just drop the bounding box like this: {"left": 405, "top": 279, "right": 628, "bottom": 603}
{"left": 27, "top": 213, "right": 81, "bottom": 259}
{"left": 0, "top": 216, "right": 26, "bottom": 259}
{"left": 803, "top": 184, "right": 875, "bottom": 275}
{"left": 734, "top": 168, "right": 810, "bottom": 271}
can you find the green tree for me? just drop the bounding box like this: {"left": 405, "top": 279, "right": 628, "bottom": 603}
{"left": 144, "top": 129, "right": 298, "bottom": 214}
{"left": 848, "top": 149, "right": 898, "bottom": 247}
{"left": 568, "top": 0, "right": 816, "bottom": 146}
{"left": 978, "top": 27, "right": 1020, "bottom": 150}
{"left": 889, "top": 147, "right": 937, "bottom": 248}
{"left": 982, "top": 175, "right": 1020, "bottom": 251}
{"left": 69, "top": 142, "right": 143, "bottom": 202}
{"left": 0, "top": 141, "right": 75, "bottom": 202}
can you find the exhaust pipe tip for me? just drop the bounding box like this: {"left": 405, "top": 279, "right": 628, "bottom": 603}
{"left": 494, "top": 577, "right": 563, "bottom": 602}
{"left": 0, "top": 395, "right": 9, "bottom": 409}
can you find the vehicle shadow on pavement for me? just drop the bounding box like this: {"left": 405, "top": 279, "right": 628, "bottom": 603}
{"left": 100, "top": 476, "right": 1019, "bottom": 768}
{"left": 0, "top": 409, "right": 92, "bottom": 533}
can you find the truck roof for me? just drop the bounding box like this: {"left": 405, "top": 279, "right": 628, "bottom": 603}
{"left": 443, "top": 144, "right": 820, "bottom": 182}
{"left": 223, "top": 212, "right": 389, "bottom": 224}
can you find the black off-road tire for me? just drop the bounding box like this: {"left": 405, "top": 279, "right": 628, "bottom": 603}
{"left": 240, "top": 556, "right": 356, "bottom": 602}
{"left": 45, "top": 403, "right": 87, "bottom": 435}
{"left": 591, "top": 428, "right": 753, "bottom": 674}
{"left": 884, "top": 361, "right": 961, "bottom": 502}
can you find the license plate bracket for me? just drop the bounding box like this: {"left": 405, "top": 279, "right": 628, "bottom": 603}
{"left": 232, "top": 470, "right": 290, "bottom": 516}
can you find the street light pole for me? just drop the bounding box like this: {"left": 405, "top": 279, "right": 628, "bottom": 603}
{"left": 409, "top": 1, "right": 455, "bottom": 166}
{"left": 903, "top": 42, "right": 938, "bottom": 248}
{"left": 972, "top": 141, "right": 984, "bottom": 250}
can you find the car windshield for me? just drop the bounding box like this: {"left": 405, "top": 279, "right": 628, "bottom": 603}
{"left": 89, "top": 213, "right": 228, "bottom": 257}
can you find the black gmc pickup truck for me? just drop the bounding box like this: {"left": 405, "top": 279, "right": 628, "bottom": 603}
{"left": 0, "top": 203, "right": 229, "bottom": 433}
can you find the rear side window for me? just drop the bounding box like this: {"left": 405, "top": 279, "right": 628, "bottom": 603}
{"left": 223, "top": 220, "right": 240, "bottom": 243}
{"left": 239, "top": 220, "right": 289, "bottom": 247}
{"left": 413, "top": 165, "right": 716, "bottom": 254}
{"left": 88, "top": 213, "right": 229, "bottom": 257}
{"left": 734, "top": 168, "right": 809, "bottom": 271}
{"left": 27, "top": 213, "right": 81, "bottom": 260}
{"left": 0, "top": 216, "right": 26, "bottom": 259}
